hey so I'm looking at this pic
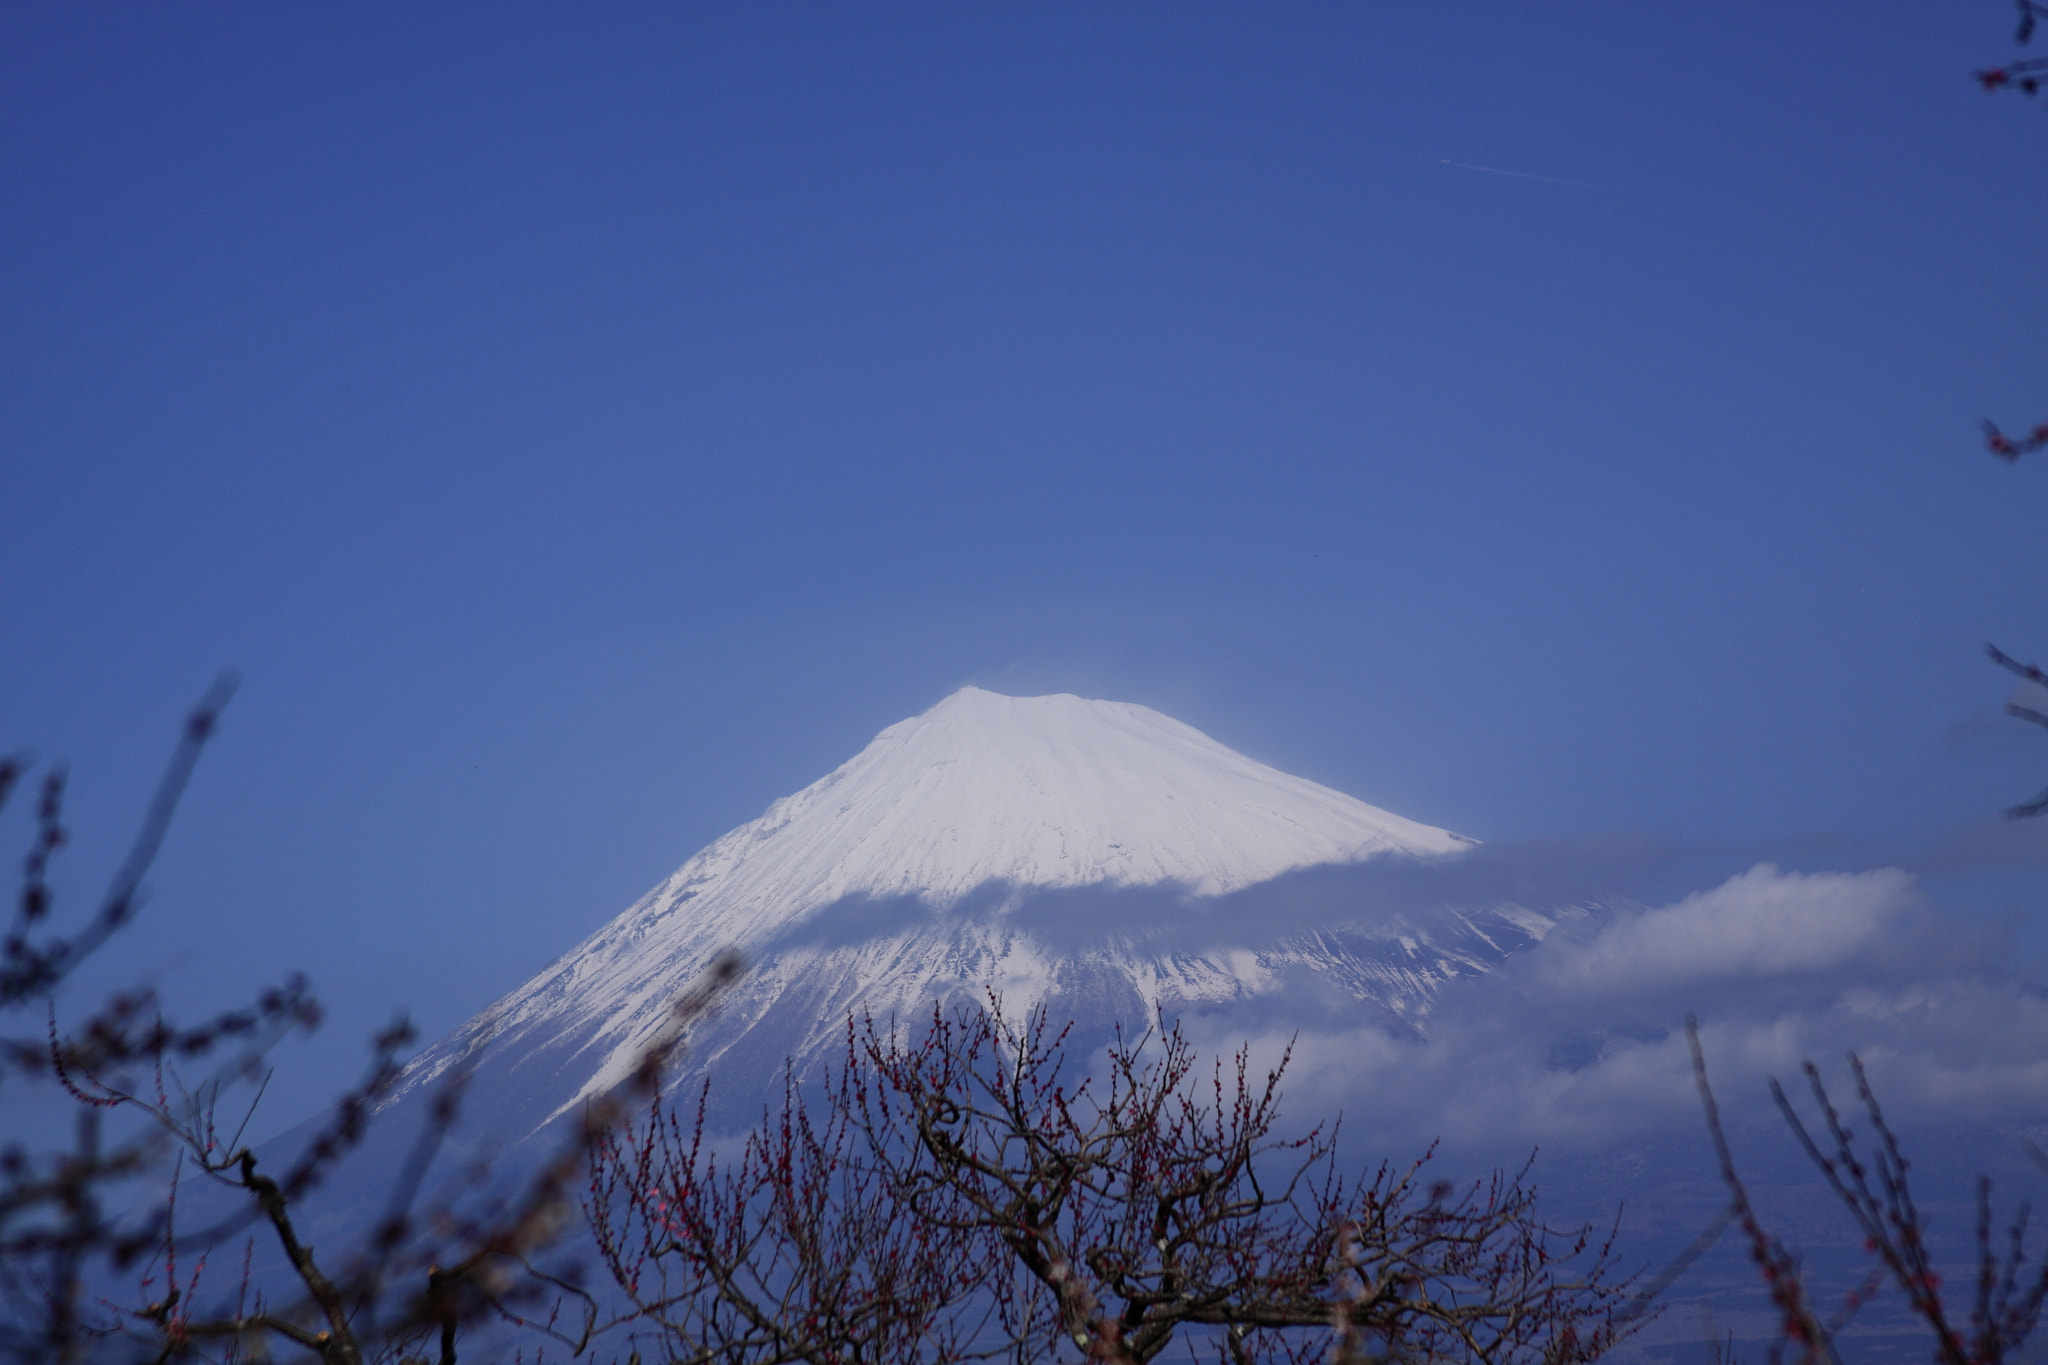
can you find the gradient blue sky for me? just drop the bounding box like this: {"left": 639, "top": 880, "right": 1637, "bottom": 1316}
{"left": 6, "top": 3, "right": 2047, "bottom": 1127}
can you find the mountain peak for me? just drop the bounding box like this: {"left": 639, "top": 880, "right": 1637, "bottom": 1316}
{"left": 644, "top": 686, "right": 1468, "bottom": 948}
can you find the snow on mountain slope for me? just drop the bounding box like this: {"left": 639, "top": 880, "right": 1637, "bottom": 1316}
{"left": 388, "top": 687, "right": 1508, "bottom": 1131}
{"left": 645, "top": 686, "right": 1468, "bottom": 932}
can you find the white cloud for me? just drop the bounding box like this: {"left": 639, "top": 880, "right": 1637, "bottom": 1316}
{"left": 1184, "top": 864, "right": 2048, "bottom": 1156}
{"left": 1534, "top": 864, "right": 1915, "bottom": 993}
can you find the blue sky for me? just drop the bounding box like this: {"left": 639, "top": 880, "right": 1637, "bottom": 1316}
{"left": 5, "top": 2, "right": 2048, "bottom": 1129}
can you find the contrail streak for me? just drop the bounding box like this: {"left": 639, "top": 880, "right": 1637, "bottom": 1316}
{"left": 1440, "top": 159, "right": 1612, "bottom": 190}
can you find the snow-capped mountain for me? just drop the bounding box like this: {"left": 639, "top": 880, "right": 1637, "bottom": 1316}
{"left": 642, "top": 685, "right": 1471, "bottom": 921}
{"left": 383, "top": 686, "right": 1559, "bottom": 1139}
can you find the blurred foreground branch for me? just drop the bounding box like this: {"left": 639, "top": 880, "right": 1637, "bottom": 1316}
{"left": 1689, "top": 1019, "right": 2048, "bottom": 1365}
{"left": 0, "top": 683, "right": 739, "bottom": 1363}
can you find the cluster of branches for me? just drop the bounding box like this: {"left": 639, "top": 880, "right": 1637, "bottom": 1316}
{"left": 1689, "top": 1022, "right": 2048, "bottom": 1365}
{"left": 589, "top": 1001, "right": 1641, "bottom": 1365}
{"left": 0, "top": 682, "right": 736, "bottom": 1364}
